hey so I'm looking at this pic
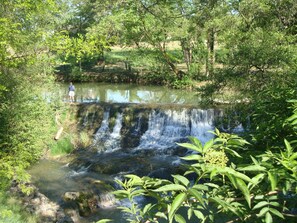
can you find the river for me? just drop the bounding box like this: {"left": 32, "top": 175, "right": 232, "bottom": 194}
{"left": 30, "top": 82, "right": 245, "bottom": 222}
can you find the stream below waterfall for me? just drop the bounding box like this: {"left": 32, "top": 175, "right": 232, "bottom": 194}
{"left": 31, "top": 83, "right": 247, "bottom": 222}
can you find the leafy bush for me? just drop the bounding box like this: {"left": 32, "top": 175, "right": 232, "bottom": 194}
{"left": 107, "top": 126, "right": 297, "bottom": 223}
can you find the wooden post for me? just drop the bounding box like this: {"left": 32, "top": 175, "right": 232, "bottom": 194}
{"left": 54, "top": 127, "right": 64, "bottom": 140}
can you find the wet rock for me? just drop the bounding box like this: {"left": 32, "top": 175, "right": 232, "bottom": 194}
{"left": 64, "top": 192, "right": 81, "bottom": 201}
{"left": 63, "top": 191, "right": 100, "bottom": 217}
{"left": 9, "top": 181, "right": 74, "bottom": 223}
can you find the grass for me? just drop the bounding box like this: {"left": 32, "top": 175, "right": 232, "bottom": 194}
{"left": 49, "top": 136, "right": 74, "bottom": 156}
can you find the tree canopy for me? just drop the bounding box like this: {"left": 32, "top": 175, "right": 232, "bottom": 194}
{"left": 0, "top": 0, "right": 296, "bottom": 221}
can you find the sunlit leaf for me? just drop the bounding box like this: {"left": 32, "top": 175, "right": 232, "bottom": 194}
{"left": 188, "top": 136, "right": 203, "bottom": 149}
{"left": 238, "top": 165, "right": 266, "bottom": 172}
{"left": 269, "top": 208, "right": 284, "bottom": 219}
{"left": 172, "top": 175, "right": 190, "bottom": 187}
{"left": 155, "top": 212, "right": 167, "bottom": 219}
{"left": 96, "top": 219, "right": 113, "bottom": 223}
{"left": 169, "top": 193, "right": 187, "bottom": 222}
{"left": 267, "top": 171, "right": 278, "bottom": 191}
{"left": 153, "top": 184, "right": 186, "bottom": 192}
{"left": 284, "top": 139, "right": 292, "bottom": 155}
{"left": 203, "top": 139, "right": 214, "bottom": 153}
{"left": 174, "top": 213, "right": 186, "bottom": 223}
{"left": 181, "top": 154, "right": 202, "bottom": 161}
{"left": 188, "top": 188, "right": 206, "bottom": 208}
{"left": 265, "top": 212, "right": 273, "bottom": 223}
{"left": 253, "top": 201, "right": 269, "bottom": 210}
{"left": 236, "top": 178, "right": 251, "bottom": 207}
{"left": 177, "top": 143, "right": 202, "bottom": 153}
{"left": 257, "top": 207, "right": 269, "bottom": 217}
{"left": 193, "top": 210, "right": 205, "bottom": 220}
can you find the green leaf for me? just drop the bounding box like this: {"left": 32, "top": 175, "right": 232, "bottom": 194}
{"left": 96, "top": 220, "right": 113, "bottom": 223}
{"left": 284, "top": 139, "right": 292, "bottom": 155}
{"left": 221, "top": 167, "right": 252, "bottom": 182}
{"left": 153, "top": 184, "right": 186, "bottom": 192}
{"left": 172, "top": 175, "right": 190, "bottom": 187}
{"left": 177, "top": 143, "right": 202, "bottom": 153}
{"left": 209, "top": 197, "right": 229, "bottom": 210}
{"left": 181, "top": 154, "right": 202, "bottom": 161}
{"left": 188, "top": 188, "right": 206, "bottom": 208}
{"left": 188, "top": 136, "right": 203, "bottom": 149}
{"left": 289, "top": 152, "right": 297, "bottom": 161}
{"left": 187, "top": 208, "right": 193, "bottom": 220}
{"left": 251, "top": 156, "right": 260, "bottom": 165}
{"left": 203, "top": 139, "right": 214, "bottom": 153}
{"left": 174, "top": 214, "right": 186, "bottom": 223}
{"left": 265, "top": 212, "right": 273, "bottom": 223}
{"left": 269, "top": 208, "right": 284, "bottom": 219}
{"left": 257, "top": 207, "right": 270, "bottom": 217}
{"left": 238, "top": 165, "right": 266, "bottom": 172}
{"left": 267, "top": 172, "right": 278, "bottom": 191}
{"left": 130, "top": 189, "right": 146, "bottom": 198}
{"left": 224, "top": 147, "right": 242, "bottom": 157}
{"left": 193, "top": 210, "right": 205, "bottom": 220}
{"left": 250, "top": 173, "right": 265, "bottom": 188}
{"left": 169, "top": 193, "right": 187, "bottom": 223}
{"left": 155, "top": 212, "right": 167, "bottom": 219}
{"left": 142, "top": 203, "right": 153, "bottom": 214}
{"left": 236, "top": 178, "right": 251, "bottom": 207}
{"left": 226, "top": 173, "right": 238, "bottom": 189}
{"left": 125, "top": 174, "right": 143, "bottom": 184}
{"left": 287, "top": 113, "right": 297, "bottom": 122}
{"left": 253, "top": 201, "right": 269, "bottom": 210}
{"left": 118, "top": 206, "right": 133, "bottom": 214}
{"left": 290, "top": 119, "right": 297, "bottom": 126}
{"left": 192, "top": 184, "right": 209, "bottom": 191}
{"left": 204, "top": 183, "right": 219, "bottom": 189}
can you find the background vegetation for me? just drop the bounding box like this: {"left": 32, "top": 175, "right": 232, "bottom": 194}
{"left": 0, "top": 0, "right": 296, "bottom": 222}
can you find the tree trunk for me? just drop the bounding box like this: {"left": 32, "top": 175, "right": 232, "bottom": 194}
{"left": 206, "top": 28, "right": 215, "bottom": 78}
{"left": 180, "top": 39, "right": 192, "bottom": 72}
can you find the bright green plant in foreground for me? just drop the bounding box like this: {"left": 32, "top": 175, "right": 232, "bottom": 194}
{"left": 107, "top": 126, "right": 297, "bottom": 223}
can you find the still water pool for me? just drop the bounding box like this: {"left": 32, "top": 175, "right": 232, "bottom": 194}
{"left": 56, "top": 82, "right": 201, "bottom": 105}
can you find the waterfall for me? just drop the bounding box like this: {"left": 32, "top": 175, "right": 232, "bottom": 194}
{"left": 104, "top": 112, "right": 123, "bottom": 152}
{"left": 135, "top": 108, "right": 216, "bottom": 152}
{"left": 136, "top": 109, "right": 191, "bottom": 151}
{"left": 90, "top": 106, "right": 223, "bottom": 154}
{"left": 190, "top": 109, "right": 216, "bottom": 144}
{"left": 94, "top": 109, "right": 110, "bottom": 142}
{"left": 94, "top": 110, "right": 123, "bottom": 152}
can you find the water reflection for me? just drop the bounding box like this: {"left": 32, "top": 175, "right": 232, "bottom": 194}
{"left": 57, "top": 83, "right": 200, "bottom": 105}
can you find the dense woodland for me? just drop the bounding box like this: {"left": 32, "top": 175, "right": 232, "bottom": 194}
{"left": 0, "top": 0, "right": 297, "bottom": 222}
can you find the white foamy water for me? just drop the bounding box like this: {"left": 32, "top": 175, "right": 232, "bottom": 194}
{"left": 94, "top": 111, "right": 123, "bottom": 152}
{"left": 135, "top": 109, "right": 216, "bottom": 152}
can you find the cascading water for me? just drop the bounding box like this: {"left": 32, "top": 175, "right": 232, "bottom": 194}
{"left": 92, "top": 107, "right": 219, "bottom": 154}
{"left": 190, "top": 109, "right": 217, "bottom": 144}
{"left": 93, "top": 110, "right": 123, "bottom": 152}
{"left": 136, "top": 109, "right": 193, "bottom": 151}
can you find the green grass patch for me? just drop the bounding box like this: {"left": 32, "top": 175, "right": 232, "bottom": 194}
{"left": 0, "top": 192, "right": 37, "bottom": 223}
{"left": 49, "top": 136, "right": 74, "bottom": 156}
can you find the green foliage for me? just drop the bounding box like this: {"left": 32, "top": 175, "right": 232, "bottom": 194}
{"left": 246, "top": 77, "right": 297, "bottom": 148}
{"left": 107, "top": 126, "right": 297, "bottom": 223}
{"left": 0, "top": 0, "right": 59, "bottom": 191}
{"left": 49, "top": 136, "right": 74, "bottom": 156}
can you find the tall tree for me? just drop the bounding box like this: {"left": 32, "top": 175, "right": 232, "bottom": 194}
{"left": 0, "top": 0, "right": 60, "bottom": 190}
